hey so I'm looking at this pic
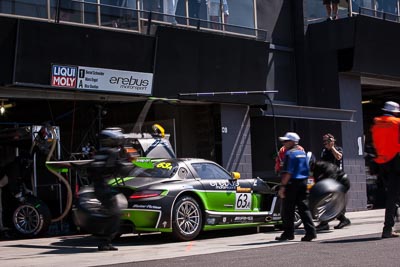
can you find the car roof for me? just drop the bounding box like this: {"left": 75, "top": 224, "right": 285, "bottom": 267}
{"left": 170, "top": 158, "right": 216, "bottom": 164}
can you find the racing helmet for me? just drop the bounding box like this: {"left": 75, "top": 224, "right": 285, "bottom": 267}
{"left": 98, "top": 127, "right": 124, "bottom": 147}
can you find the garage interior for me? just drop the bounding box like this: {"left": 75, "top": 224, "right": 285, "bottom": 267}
{"left": 0, "top": 89, "right": 225, "bottom": 227}
{"left": 361, "top": 77, "right": 400, "bottom": 209}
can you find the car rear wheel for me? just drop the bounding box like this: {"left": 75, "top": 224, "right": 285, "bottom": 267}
{"left": 172, "top": 196, "right": 202, "bottom": 241}
{"left": 13, "top": 197, "right": 51, "bottom": 237}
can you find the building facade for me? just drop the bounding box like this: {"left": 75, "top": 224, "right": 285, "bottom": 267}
{"left": 2, "top": 0, "right": 399, "bottom": 214}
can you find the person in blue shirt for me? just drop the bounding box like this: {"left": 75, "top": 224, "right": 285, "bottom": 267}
{"left": 275, "top": 132, "right": 317, "bottom": 242}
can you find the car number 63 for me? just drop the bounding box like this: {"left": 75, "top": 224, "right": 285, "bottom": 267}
{"left": 235, "top": 193, "right": 251, "bottom": 210}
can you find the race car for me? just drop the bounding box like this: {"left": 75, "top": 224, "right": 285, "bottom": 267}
{"left": 109, "top": 158, "right": 282, "bottom": 241}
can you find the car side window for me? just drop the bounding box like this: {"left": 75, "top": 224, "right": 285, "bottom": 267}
{"left": 178, "top": 167, "right": 189, "bottom": 178}
{"left": 192, "top": 163, "right": 231, "bottom": 180}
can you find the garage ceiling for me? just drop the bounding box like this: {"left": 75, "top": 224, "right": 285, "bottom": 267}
{"left": 361, "top": 77, "right": 400, "bottom": 103}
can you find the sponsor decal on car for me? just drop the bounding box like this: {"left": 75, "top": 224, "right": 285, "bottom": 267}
{"left": 235, "top": 193, "right": 252, "bottom": 210}
{"left": 209, "top": 180, "right": 238, "bottom": 190}
{"left": 132, "top": 204, "right": 162, "bottom": 210}
{"left": 236, "top": 186, "right": 252, "bottom": 193}
{"left": 156, "top": 162, "right": 173, "bottom": 170}
{"left": 233, "top": 216, "right": 254, "bottom": 223}
{"left": 132, "top": 157, "right": 154, "bottom": 169}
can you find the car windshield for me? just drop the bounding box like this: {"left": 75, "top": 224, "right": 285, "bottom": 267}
{"left": 128, "top": 160, "right": 178, "bottom": 178}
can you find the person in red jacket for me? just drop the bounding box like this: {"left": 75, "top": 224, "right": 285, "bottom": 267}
{"left": 371, "top": 101, "right": 400, "bottom": 238}
{"left": 275, "top": 144, "right": 304, "bottom": 174}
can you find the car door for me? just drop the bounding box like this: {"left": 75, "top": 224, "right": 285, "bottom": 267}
{"left": 191, "top": 162, "right": 254, "bottom": 212}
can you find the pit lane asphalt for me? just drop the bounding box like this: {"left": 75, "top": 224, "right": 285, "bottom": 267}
{"left": 0, "top": 209, "right": 394, "bottom": 267}
{"left": 111, "top": 233, "right": 399, "bottom": 267}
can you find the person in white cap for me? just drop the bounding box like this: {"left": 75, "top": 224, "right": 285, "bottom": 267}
{"left": 275, "top": 132, "right": 317, "bottom": 242}
{"left": 371, "top": 101, "right": 400, "bottom": 238}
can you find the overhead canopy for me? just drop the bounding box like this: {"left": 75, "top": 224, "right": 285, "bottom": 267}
{"left": 262, "top": 103, "right": 356, "bottom": 122}
{"left": 0, "top": 85, "right": 148, "bottom": 102}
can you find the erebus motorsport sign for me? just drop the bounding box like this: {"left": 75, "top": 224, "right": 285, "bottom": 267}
{"left": 77, "top": 66, "right": 153, "bottom": 95}
{"left": 51, "top": 65, "right": 153, "bottom": 95}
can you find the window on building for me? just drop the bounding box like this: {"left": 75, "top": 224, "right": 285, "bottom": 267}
{"left": 0, "top": 0, "right": 259, "bottom": 37}
{"left": 143, "top": 0, "right": 257, "bottom": 35}
{"left": 48, "top": 0, "right": 96, "bottom": 24}
{"left": 354, "top": 0, "right": 400, "bottom": 21}
{"left": 304, "top": 0, "right": 349, "bottom": 24}
{"left": 0, "top": 0, "right": 48, "bottom": 18}
{"left": 304, "top": 0, "right": 400, "bottom": 24}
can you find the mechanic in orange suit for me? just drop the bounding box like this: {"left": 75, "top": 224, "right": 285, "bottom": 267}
{"left": 371, "top": 101, "right": 400, "bottom": 238}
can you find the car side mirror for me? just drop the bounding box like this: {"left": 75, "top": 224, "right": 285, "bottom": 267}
{"left": 231, "top": 172, "right": 240, "bottom": 180}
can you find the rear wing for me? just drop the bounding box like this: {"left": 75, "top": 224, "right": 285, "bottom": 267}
{"left": 123, "top": 133, "right": 175, "bottom": 159}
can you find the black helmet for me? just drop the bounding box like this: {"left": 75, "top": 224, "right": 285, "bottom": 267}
{"left": 98, "top": 127, "right": 124, "bottom": 147}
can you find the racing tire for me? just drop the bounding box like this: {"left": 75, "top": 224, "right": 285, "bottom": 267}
{"left": 309, "top": 178, "right": 346, "bottom": 222}
{"left": 12, "top": 196, "right": 52, "bottom": 238}
{"left": 172, "top": 196, "right": 203, "bottom": 241}
{"left": 274, "top": 210, "right": 302, "bottom": 230}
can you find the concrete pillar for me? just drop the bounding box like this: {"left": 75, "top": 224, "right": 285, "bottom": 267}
{"left": 220, "top": 104, "right": 252, "bottom": 178}
{"left": 338, "top": 73, "right": 368, "bottom": 211}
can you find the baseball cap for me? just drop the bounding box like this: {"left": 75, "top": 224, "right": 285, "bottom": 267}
{"left": 382, "top": 101, "right": 400, "bottom": 113}
{"left": 279, "top": 132, "right": 300, "bottom": 143}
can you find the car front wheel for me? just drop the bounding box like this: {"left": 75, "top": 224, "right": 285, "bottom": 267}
{"left": 172, "top": 196, "right": 202, "bottom": 241}
{"left": 294, "top": 210, "right": 302, "bottom": 229}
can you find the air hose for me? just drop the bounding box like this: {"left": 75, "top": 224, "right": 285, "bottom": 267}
{"left": 31, "top": 126, "right": 73, "bottom": 223}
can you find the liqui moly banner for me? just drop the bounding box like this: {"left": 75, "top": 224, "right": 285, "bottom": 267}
{"left": 51, "top": 65, "right": 77, "bottom": 88}
{"left": 51, "top": 64, "right": 153, "bottom": 95}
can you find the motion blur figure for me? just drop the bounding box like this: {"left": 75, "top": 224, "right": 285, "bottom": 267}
{"left": 88, "top": 128, "right": 125, "bottom": 251}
